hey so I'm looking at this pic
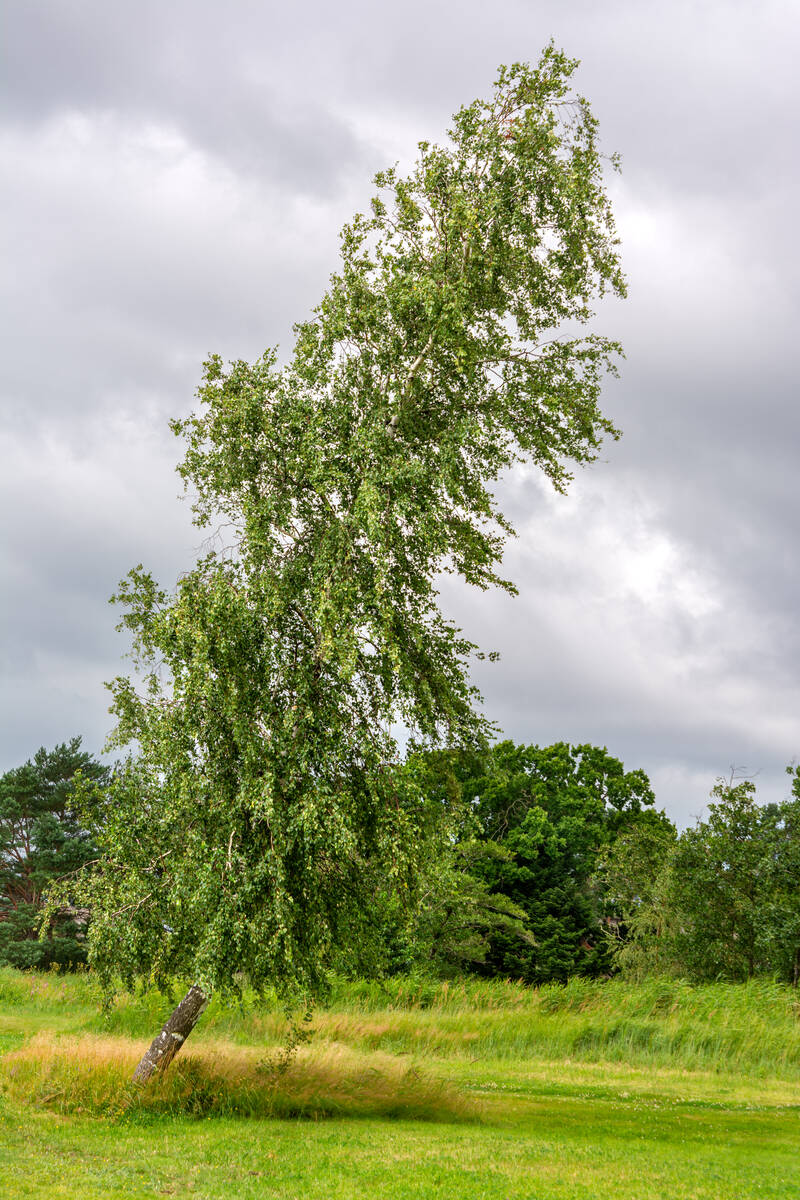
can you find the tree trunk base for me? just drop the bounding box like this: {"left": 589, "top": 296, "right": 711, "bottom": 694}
{"left": 132, "top": 984, "right": 208, "bottom": 1082}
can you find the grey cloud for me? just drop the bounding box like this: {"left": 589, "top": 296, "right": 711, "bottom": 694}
{"left": 1, "top": 1, "right": 371, "bottom": 193}
{"left": 0, "top": 418, "right": 199, "bottom": 766}
{"left": 0, "top": 111, "right": 356, "bottom": 433}
{"left": 441, "top": 477, "right": 800, "bottom": 825}
{"left": 2, "top": 0, "right": 799, "bottom": 829}
{"left": 6, "top": 0, "right": 796, "bottom": 197}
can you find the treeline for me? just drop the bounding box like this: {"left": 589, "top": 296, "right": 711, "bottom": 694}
{"left": 2, "top": 737, "right": 799, "bottom": 984}
{"left": 375, "top": 744, "right": 800, "bottom": 986}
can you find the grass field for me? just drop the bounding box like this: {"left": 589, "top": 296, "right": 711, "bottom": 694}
{"left": 1, "top": 969, "right": 799, "bottom": 1198}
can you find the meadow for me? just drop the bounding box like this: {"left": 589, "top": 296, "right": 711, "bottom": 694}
{"left": 1, "top": 968, "right": 799, "bottom": 1199}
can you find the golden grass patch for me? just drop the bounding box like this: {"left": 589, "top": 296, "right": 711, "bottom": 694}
{"left": 0, "top": 1032, "right": 480, "bottom": 1124}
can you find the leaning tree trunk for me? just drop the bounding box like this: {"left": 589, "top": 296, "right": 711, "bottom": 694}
{"left": 132, "top": 984, "right": 209, "bottom": 1083}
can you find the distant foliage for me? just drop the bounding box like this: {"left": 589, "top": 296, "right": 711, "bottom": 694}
{"left": 606, "top": 768, "right": 800, "bottom": 984}
{"left": 0, "top": 739, "right": 107, "bottom": 968}
{"left": 379, "top": 740, "right": 664, "bottom": 984}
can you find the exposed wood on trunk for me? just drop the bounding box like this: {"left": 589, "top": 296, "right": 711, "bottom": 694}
{"left": 132, "top": 984, "right": 208, "bottom": 1083}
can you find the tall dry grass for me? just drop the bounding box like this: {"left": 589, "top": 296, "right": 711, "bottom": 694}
{"left": 0, "top": 1031, "right": 479, "bottom": 1122}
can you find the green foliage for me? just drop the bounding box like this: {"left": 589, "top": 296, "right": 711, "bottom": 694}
{"left": 356, "top": 748, "right": 533, "bottom": 977}
{"left": 609, "top": 774, "right": 800, "bottom": 984}
{"left": 387, "top": 839, "right": 534, "bottom": 976}
{"left": 666, "top": 780, "right": 775, "bottom": 980}
{"left": 0, "top": 739, "right": 107, "bottom": 969}
{"left": 48, "top": 48, "right": 625, "bottom": 1001}
{"left": 599, "top": 812, "right": 678, "bottom": 978}
{"left": 406, "top": 741, "right": 658, "bottom": 983}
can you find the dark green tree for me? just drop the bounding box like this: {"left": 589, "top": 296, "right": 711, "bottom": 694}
{"left": 0, "top": 738, "right": 107, "bottom": 968}
{"left": 371, "top": 752, "right": 534, "bottom": 976}
{"left": 408, "top": 741, "right": 657, "bottom": 982}
{"left": 408, "top": 840, "right": 534, "bottom": 975}
{"left": 48, "top": 48, "right": 627, "bottom": 1079}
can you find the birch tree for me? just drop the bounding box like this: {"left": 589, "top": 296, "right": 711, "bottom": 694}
{"left": 49, "top": 47, "right": 627, "bottom": 1080}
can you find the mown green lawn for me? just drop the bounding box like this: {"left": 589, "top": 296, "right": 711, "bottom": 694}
{"left": 2, "top": 1087, "right": 798, "bottom": 1200}
{"left": 1, "top": 969, "right": 799, "bottom": 1199}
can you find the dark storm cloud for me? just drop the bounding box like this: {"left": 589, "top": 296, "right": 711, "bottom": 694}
{"left": 1, "top": 0, "right": 798, "bottom": 824}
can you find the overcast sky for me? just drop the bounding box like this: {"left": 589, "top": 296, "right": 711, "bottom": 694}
{"left": 2, "top": 0, "right": 798, "bottom": 825}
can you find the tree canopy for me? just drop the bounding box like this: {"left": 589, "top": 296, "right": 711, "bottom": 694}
{"left": 606, "top": 770, "right": 800, "bottom": 984}
{"left": 52, "top": 47, "right": 626, "bottom": 1004}
{"left": 398, "top": 741, "right": 658, "bottom": 982}
{"left": 0, "top": 738, "right": 106, "bottom": 969}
